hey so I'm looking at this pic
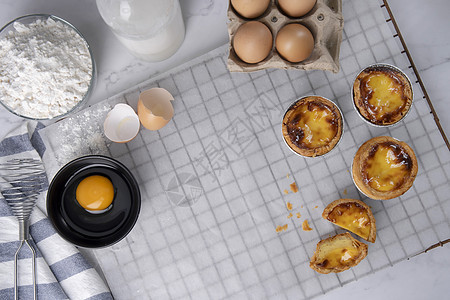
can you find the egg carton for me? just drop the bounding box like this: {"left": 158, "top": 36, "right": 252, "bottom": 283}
{"left": 227, "top": 0, "right": 343, "bottom": 73}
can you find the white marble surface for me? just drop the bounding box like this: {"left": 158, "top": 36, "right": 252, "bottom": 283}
{"left": 0, "top": 0, "right": 449, "bottom": 299}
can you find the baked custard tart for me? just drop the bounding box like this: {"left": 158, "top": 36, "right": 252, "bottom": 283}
{"left": 352, "top": 136, "right": 418, "bottom": 200}
{"left": 282, "top": 96, "right": 343, "bottom": 157}
{"left": 353, "top": 64, "right": 412, "bottom": 126}
{"left": 310, "top": 232, "right": 368, "bottom": 274}
{"left": 323, "top": 199, "right": 376, "bottom": 243}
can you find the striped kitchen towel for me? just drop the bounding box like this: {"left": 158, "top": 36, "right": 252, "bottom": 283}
{"left": 0, "top": 122, "right": 113, "bottom": 300}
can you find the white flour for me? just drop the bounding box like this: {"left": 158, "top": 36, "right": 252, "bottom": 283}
{"left": 39, "top": 101, "right": 113, "bottom": 180}
{"left": 55, "top": 104, "right": 110, "bottom": 164}
{"left": 0, "top": 17, "right": 92, "bottom": 119}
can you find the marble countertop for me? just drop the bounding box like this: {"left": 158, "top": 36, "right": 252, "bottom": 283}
{"left": 0, "top": 0, "right": 449, "bottom": 299}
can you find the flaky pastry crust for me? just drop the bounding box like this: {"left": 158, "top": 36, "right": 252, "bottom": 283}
{"left": 310, "top": 232, "right": 368, "bottom": 274}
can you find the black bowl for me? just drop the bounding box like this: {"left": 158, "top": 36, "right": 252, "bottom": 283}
{"left": 47, "top": 155, "right": 141, "bottom": 248}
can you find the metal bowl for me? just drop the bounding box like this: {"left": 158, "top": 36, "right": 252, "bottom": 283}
{"left": 0, "top": 14, "right": 95, "bottom": 120}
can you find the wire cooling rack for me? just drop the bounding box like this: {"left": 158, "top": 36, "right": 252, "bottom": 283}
{"left": 39, "top": 0, "right": 449, "bottom": 298}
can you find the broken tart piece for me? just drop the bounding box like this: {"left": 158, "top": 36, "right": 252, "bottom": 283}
{"left": 310, "top": 232, "right": 368, "bottom": 274}
{"left": 323, "top": 199, "right": 376, "bottom": 243}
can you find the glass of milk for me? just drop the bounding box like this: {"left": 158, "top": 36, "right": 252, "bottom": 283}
{"left": 96, "top": 0, "right": 185, "bottom": 62}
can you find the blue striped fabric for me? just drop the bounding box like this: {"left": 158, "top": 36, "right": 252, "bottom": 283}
{"left": 0, "top": 194, "right": 14, "bottom": 217}
{"left": 85, "top": 292, "right": 116, "bottom": 300}
{"left": 0, "top": 241, "right": 43, "bottom": 263}
{"left": 30, "top": 218, "right": 56, "bottom": 244}
{"left": 0, "top": 122, "right": 113, "bottom": 300}
{"left": 0, "top": 133, "right": 34, "bottom": 156}
{"left": 30, "top": 122, "right": 46, "bottom": 157}
{"left": 50, "top": 253, "right": 93, "bottom": 282}
{"left": 0, "top": 283, "right": 68, "bottom": 300}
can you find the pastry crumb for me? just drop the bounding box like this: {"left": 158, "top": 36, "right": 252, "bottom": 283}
{"left": 287, "top": 202, "right": 293, "bottom": 210}
{"left": 290, "top": 182, "right": 298, "bottom": 193}
{"left": 302, "top": 220, "right": 313, "bottom": 231}
{"left": 314, "top": 205, "right": 318, "bottom": 209}
{"left": 343, "top": 189, "right": 348, "bottom": 195}
{"left": 296, "top": 213, "right": 301, "bottom": 218}
{"left": 287, "top": 173, "right": 289, "bottom": 178}
{"left": 276, "top": 224, "right": 288, "bottom": 233}
{"left": 287, "top": 213, "right": 293, "bottom": 219}
{"left": 283, "top": 189, "right": 289, "bottom": 195}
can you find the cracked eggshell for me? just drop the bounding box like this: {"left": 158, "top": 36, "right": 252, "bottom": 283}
{"left": 138, "top": 88, "right": 174, "bottom": 131}
{"left": 103, "top": 103, "right": 140, "bottom": 143}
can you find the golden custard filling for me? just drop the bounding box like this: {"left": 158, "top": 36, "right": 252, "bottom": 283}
{"left": 359, "top": 69, "right": 409, "bottom": 123}
{"left": 363, "top": 141, "right": 412, "bottom": 192}
{"left": 287, "top": 101, "right": 338, "bottom": 149}
{"left": 314, "top": 239, "right": 361, "bottom": 269}
{"left": 326, "top": 203, "right": 371, "bottom": 240}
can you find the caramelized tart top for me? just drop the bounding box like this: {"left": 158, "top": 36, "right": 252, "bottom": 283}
{"left": 282, "top": 96, "right": 343, "bottom": 157}
{"left": 363, "top": 141, "right": 412, "bottom": 192}
{"left": 352, "top": 136, "right": 418, "bottom": 200}
{"left": 323, "top": 199, "right": 376, "bottom": 243}
{"left": 353, "top": 65, "right": 412, "bottom": 125}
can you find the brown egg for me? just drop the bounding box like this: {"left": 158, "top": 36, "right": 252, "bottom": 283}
{"left": 278, "top": 0, "right": 317, "bottom": 17}
{"left": 231, "top": 0, "right": 271, "bottom": 19}
{"left": 275, "top": 23, "right": 314, "bottom": 63}
{"left": 233, "top": 21, "right": 273, "bottom": 64}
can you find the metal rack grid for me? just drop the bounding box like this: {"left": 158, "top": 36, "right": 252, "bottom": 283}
{"left": 38, "top": 0, "right": 449, "bottom": 299}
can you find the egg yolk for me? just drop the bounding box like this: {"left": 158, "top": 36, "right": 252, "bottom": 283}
{"left": 76, "top": 175, "right": 114, "bottom": 210}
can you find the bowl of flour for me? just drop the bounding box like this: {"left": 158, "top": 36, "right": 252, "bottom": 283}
{"left": 0, "top": 14, "right": 95, "bottom": 120}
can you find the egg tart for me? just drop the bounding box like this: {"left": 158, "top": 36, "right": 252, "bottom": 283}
{"left": 323, "top": 199, "right": 376, "bottom": 243}
{"left": 310, "top": 232, "right": 368, "bottom": 274}
{"left": 282, "top": 96, "right": 343, "bottom": 157}
{"left": 352, "top": 136, "right": 418, "bottom": 200}
{"left": 353, "top": 64, "right": 412, "bottom": 126}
